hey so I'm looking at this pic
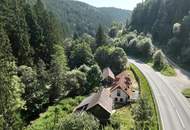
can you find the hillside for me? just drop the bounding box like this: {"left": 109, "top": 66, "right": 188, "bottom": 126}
{"left": 130, "top": 0, "right": 190, "bottom": 69}
{"left": 99, "top": 7, "right": 131, "bottom": 23}
{"left": 38, "top": 0, "right": 131, "bottom": 36}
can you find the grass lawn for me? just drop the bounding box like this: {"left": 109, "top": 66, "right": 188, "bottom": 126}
{"left": 111, "top": 106, "right": 134, "bottom": 130}
{"left": 182, "top": 88, "right": 190, "bottom": 98}
{"left": 130, "top": 64, "right": 161, "bottom": 130}
{"left": 136, "top": 57, "right": 176, "bottom": 77}
{"left": 160, "top": 65, "right": 176, "bottom": 76}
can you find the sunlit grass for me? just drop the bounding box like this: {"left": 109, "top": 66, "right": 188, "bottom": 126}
{"left": 111, "top": 106, "right": 134, "bottom": 130}
{"left": 182, "top": 88, "right": 190, "bottom": 98}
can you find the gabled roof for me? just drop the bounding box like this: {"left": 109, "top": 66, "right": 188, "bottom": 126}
{"left": 74, "top": 88, "right": 113, "bottom": 114}
{"left": 110, "top": 71, "right": 132, "bottom": 97}
{"left": 102, "top": 67, "right": 115, "bottom": 80}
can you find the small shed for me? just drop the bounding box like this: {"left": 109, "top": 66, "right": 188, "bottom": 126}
{"left": 74, "top": 88, "right": 113, "bottom": 123}
{"left": 102, "top": 67, "right": 115, "bottom": 86}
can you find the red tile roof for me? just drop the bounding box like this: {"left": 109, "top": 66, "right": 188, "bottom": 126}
{"left": 110, "top": 71, "right": 132, "bottom": 97}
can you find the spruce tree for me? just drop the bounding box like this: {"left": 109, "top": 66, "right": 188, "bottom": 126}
{"left": 95, "top": 25, "right": 106, "bottom": 48}
{"left": 10, "top": 0, "right": 33, "bottom": 66}
{"left": 0, "top": 23, "right": 24, "bottom": 130}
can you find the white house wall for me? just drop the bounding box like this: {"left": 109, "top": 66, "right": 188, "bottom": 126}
{"left": 111, "top": 88, "right": 128, "bottom": 103}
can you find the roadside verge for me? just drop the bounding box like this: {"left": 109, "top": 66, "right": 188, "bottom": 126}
{"left": 130, "top": 63, "right": 162, "bottom": 130}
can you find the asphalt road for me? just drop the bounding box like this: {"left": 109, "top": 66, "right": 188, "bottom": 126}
{"left": 129, "top": 58, "right": 190, "bottom": 130}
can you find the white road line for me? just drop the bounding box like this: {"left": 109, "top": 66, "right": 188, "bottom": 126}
{"left": 168, "top": 96, "right": 175, "bottom": 108}
{"left": 175, "top": 109, "right": 186, "bottom": 129}
{"left": 157, "top": 99, "right": 166, "bottom": 130}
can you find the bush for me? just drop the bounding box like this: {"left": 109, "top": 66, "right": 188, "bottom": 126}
{"left": 137, "top": 38, "right": 154, "bottom": 58}
{"left": 132, "top": 96, "right": 153, "bottom": 130}
{"left": 65, "top": 70, "right": 87, "bottom": 96}
{"left": 69, "top": 42, "right": 95, "bottom": 69}
{"left": 182, "top": 88, "right": 190, "bottom": 98}
{"left": 58, "top": 112, "right": 99, "bottom": 130}
{"left": 153, "top": 50, "right": 166, "bottom": 70}
{"left": 26, "top": 96, "right": 85, "bottom": 130}
{"left": 160, "top": 65, "right": 176, "bottom": 76}
{"left": 95, "top": 46, "right": 128, "bottom": 74}
{"left": 86, "top": 64, "right": 103, "bottom": 92}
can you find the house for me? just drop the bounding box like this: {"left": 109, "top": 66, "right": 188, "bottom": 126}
{"left": 74, "top": 88, "right": 113, "bottom": 123}
{"left": 110, "top": 71, "right": 132, "bottom": 104}
{"left": 102, "top": 67, "right": 115, "bottom": 86}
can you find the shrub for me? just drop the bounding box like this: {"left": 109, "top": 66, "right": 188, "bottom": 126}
{"left": 153, "top": 50, "right": 167, "bottom": 70}
{"left": 58, "top": 112, "right": 99, "bottom": 130}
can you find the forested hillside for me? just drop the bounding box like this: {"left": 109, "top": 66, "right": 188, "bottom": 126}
{"left": 0, "top": 0, "right": 68, "bottom": 128}
{"left": 130, "top": 0, "right": 190, "bottom": 69}
{"left": 0, "top": 0, "right": 131, "bottom": 129}
{"left": 29, "top": 0, "right": 131, "bottom": 36}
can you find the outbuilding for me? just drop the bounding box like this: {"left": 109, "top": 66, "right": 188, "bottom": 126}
{"left": 74, "top": 88, "right": 113, "bottom": 123}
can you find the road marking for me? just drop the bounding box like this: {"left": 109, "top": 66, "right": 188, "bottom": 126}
{"left": 157, "top": 99, "right": 166, "bottom": 130}
{"left": 168, "top": 96, "right": 175, "bottom": 108}
{"left": 175, "top": 109, "right": 186, "bottom": 129}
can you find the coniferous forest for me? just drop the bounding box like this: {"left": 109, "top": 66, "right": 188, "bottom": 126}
{"left": 131, "top": 0, "right": 190, "bottom": 68}
{"left": 0, "top": 0, "right": 130, "bottom": 129}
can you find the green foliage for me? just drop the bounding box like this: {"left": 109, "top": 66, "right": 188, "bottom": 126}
{"left": 153, "top": 50, "right": 166, "bottom": 70}
{"left": 49, "top": 45, "right": 68, "bottom": 103}
{"left": 130, "top": 64, "right": 160, "bottom": 130}
{"left": 86, "top": 65, "right": 103, "bottom": 91}
{"left": 109, "top": 107, "right": 134, "bottom": 130}
{"left": 95, "top": 46, "right": 128, "bottom": 74}
{"left": 65, "top": 70, "right": 87, "bottom": 96}
{"left": 70, "top": 42, "right": 95, "bottom": 69}
{"left": 29, "top": 0, "right": 131, "bottom": 36}
{"left": 160, "top": 65, "right": 176, "bottom": 76}
{"left": 167, "top": 37, "right": 181, "bottom": 57}
{"left": 137, "top": 38, "right": 154, "bottom": 58}
{"left": 109, "top": 26, "right": 118, "bottom": 38}
{"left": 18, "top": 65, "right": 49, "bottom": 122}
{"left": 0, "top": 24, "right": 25, "bottom": 130}
{"left": 182, "top": 88, "right": 190, "bottom": 98}
{"left": 96, "top": 25, "right": 106, "bottom": 47}
{"left": 10, "top": 0, "right": 33, "bottom": 66}
{"left": 132, "top": 97, "right": 153, "bottom": 130}
{"left": 26, "top": 96, "right": 85, "bottom": 130}
{"left": 0, "top": 61, "right": 24, "bottom": 129}
{"left": 78, "top": 64, "right": 91, "bottom": 74}
{"left": 33, "top": 0, "right": 63, "bottom": 65}
{"left": 58, "top": 112, "right": 99, "bottom": 130}
{"left": 131, "top": 0, "right": 190, "bottom": 67}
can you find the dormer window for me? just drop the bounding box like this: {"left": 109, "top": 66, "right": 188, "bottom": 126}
{"left": 117, "top": 89, "right": 121, "bottom": 96}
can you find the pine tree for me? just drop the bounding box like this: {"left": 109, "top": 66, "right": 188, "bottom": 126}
{"left": 34, "top": 0, "right": 62, "bottom": 65}
{"left": 0, "top": 23, "right": 24, "bottom": 130}
{"left": 24, "top": 3, "right": 44, "bottom": 64}
{"left": 132, "top": 96, "right": 153, "bottom": 130}
{"left": 10, "top": 0, "right": 33, "bottom": 66}
{"left": 95, "top": 25, "right": 106, "bottom": 48}
{"left": 49, "top": 45, "right": 68, "bottom": 103}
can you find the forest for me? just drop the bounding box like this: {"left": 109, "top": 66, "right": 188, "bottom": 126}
{"left": 0, "top": 0, "right": 190, "bottom": 130}
{"left": 28, "top": 0, "right": 131, "bottom": 37}
{"left": 131, "top": 0, "right": 190, "bottom": 69}
{"left": 0, "top": 0, "right": 130, "bottom": 129}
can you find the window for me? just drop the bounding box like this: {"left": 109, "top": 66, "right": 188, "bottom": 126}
{"left": 115, "top": 98, "right": 118, "bottom": 102}
{"left": 117, "top": 90, "right": 121, "bottom": 96}
{"left": 120, "top": 98, "right": 123, "bottom": 102}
